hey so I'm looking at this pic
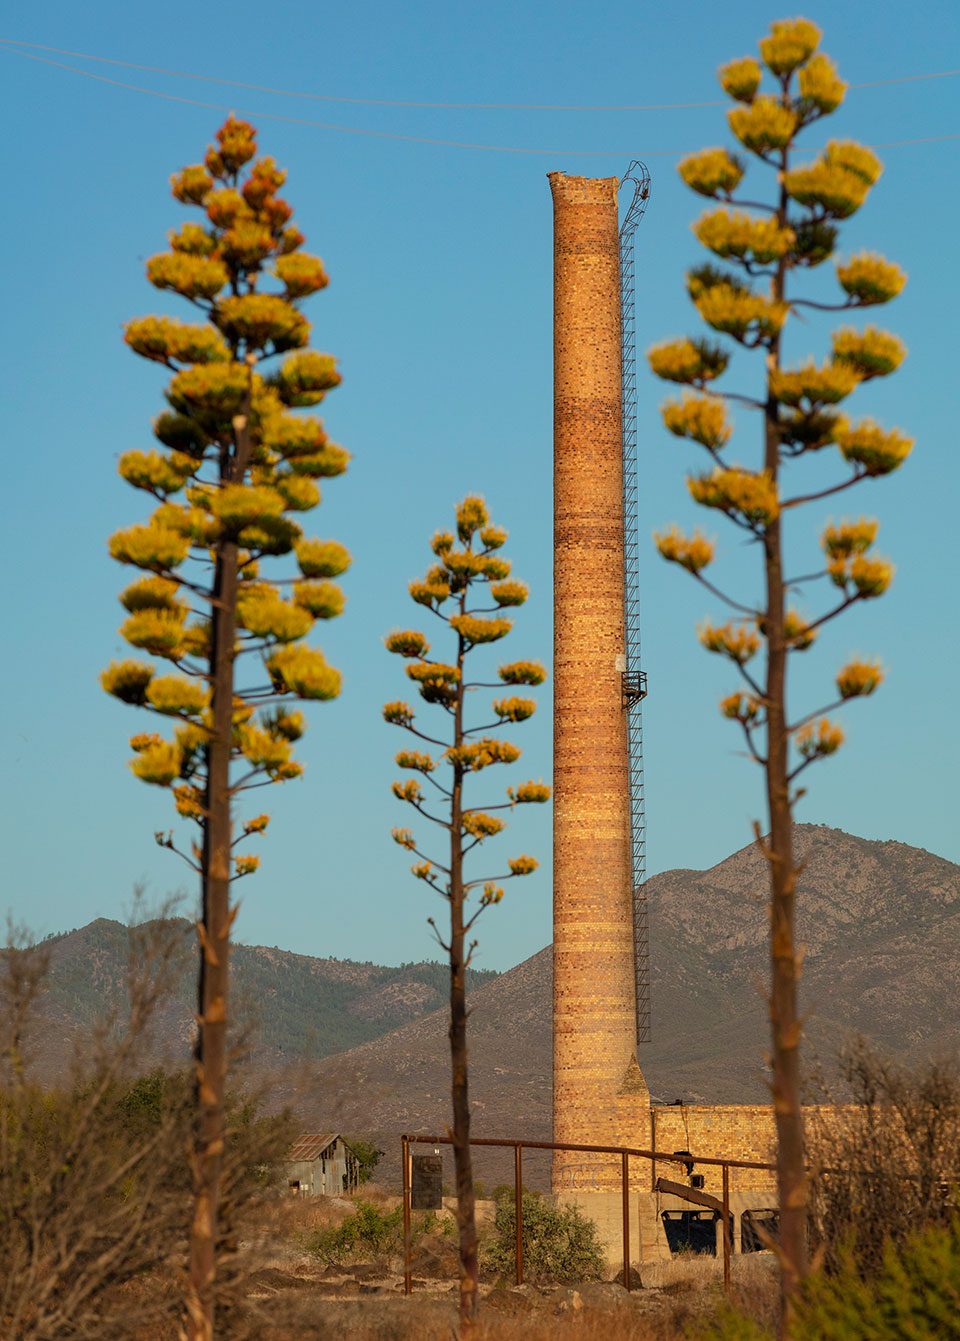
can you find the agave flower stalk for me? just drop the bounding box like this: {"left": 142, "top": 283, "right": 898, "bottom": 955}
{"left": 650, "top": 17, "right": 910, "bottom": 1330}
{"left": 103, "top": 118, "right": 349, "bottom": 1340}
{"left": 385, "top": 497, "right": 549, "bottom": 1328}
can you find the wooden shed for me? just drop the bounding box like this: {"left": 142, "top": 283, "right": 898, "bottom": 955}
{"left": 286, "top": 1133, "right": 360, "bottom": 1197}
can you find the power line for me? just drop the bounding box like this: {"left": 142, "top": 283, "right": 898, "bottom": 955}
{"left": 2, "top": 42, "right": 958, "bottom": 157}
{"left": 2, "top": 37, "right": 957, "bottom": 110}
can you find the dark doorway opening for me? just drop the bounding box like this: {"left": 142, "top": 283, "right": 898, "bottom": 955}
{"left": 661, "top": 1210, "right": 718, "bottom": 1255}
{"left": 742, "top": 1209, "right": 779, "bottom": 1252}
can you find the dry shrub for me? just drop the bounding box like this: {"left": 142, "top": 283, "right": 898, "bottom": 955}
{"left": 807, "top": 1039, "right": 960, "bottom": 1277}
{"left": 0, "top": 912, "right": 294, "bottom": 1339}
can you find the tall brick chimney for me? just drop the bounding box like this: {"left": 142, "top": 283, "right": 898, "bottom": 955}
{"left": 549, "top": 172, "right": 637, "bottom": 1190}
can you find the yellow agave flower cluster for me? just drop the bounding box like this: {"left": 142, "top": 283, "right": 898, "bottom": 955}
{"left": 782, "top": 610, "right": 818, "bottom": 651}
{"left": 785, "top": 142, "right": 881, "bottom": 220}
{"left": 694, "top": 210, "right": 796, "bottom": 264}
{"left": 507, "top": 780, "right": 551, "bottom": 804}
{"left": 836, "top": 660, "right": 884, "bottom": 699}
{"left": 694, "top": 283, "right": 789, "bottom": 344}
{"left": 105, "top": 119, "right": 351, "bottom": 863}
{"left": 385, "top": 499, "right": 551, "bottom": 903}
{"left": 493, "top": 696, "right": 537, "bottom": 722}
{"left": 796, "top": 55, "right": 847, "bottom": 114}
{"left": 462, "top": 812, "right": 506, "bottom": 839}
{"left": 647, "top": 338, "right": 728, "bottom": 385}
{"left": 678, "top": 148, "right": 745, "bottom": 199}
{"left": 699, "top": 620, "right": 762, "bottom": 665}
{"left": 448, "top": 614, "right": 514, "bottom": 645}
{"left": 653, "top": 525, "right": 715, "bottom": 575}
{"left": 835, "top": 420, "right": 913, "bottom": 477}
{"left": 720, "top": 20, "right": 844, "bottom": 131}
{"left": 729, "top": 97, "right": 798, "bottom": 155}
{"left": 759, "top": 18, "right": 821, "bottom": 74}
{"left": 836, "top": 252, "right": 907, "bottom": 305}
{"left": 770, "top": 361, "right": 860, "bottom": 407}
{"left": 831, "top": 326, "right": 905, "bottom": 380}
{"left": 720, "top": 692, "right": 762, "bottom": 723}
{"left": 688, "top": 467, "right": 780, "bottom": 527}
{"left": 661, "top": 393, "right": 731, "bottom": 450}
{"left": 445, "top": 739, "right": 522, "bottom": 770}
{"left": 794, "top": 717, "right": 845, "bottom": 759}
{"left": 820, "top": 517, "right": 895, "bottom": 598}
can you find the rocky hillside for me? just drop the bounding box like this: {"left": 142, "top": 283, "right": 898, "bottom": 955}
{"left": 26, "top": 918, "right": 497, "bottom": 1082}
{"left": 285, "top": 824, "right": 960, "bottom": 1182}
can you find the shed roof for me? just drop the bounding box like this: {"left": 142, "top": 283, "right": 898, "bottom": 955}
{"left": 288, "top": 1132, "right": 340, "bottom": 1161}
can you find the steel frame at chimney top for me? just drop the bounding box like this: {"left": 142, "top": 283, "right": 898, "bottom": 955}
{"left": 619, "top": 160, "right": 652, "bottom": 1046}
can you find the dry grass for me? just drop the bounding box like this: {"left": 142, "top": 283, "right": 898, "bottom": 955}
{"left": 253, "top": 1189, "right": 356, "bottom": 1239}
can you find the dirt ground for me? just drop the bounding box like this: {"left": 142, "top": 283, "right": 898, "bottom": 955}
{"left": 235, "top": 1192, "right": 779, "bottom": 1340}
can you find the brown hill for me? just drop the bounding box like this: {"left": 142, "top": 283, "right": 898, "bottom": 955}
{"left": 287, "top": 824, "right": 960, "bottom": 1182}
{"left": 24, "top": 919, "right": 497, "bottom": 1086}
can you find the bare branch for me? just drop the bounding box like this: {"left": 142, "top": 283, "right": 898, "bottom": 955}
{"left": 783, "top": 470, "right": 866, "bottom": 510}
{"left": 691, "top": 570, "right": 761, "bottom": 617}
{"left": 787, "top": 697, "right": 845, "bottom": 734}
{"left": 801, "top": 594, "right": 860, "bottom": 637}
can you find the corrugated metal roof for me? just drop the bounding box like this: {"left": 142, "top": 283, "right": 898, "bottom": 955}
{"left": 288, "top": 1132, "right": 339, "bottom": 1161}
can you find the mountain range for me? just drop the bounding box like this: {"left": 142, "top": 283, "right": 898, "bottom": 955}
{"left": 22, "top": 824, "right": 960, "bottom": 1184}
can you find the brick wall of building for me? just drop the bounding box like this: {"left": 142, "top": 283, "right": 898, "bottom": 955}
{"left": 650, "top": 1105, "right": 778, "bottom": 1198}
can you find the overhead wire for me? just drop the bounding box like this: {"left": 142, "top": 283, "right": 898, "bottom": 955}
{"left": 2, "top": 37, "right": 958, "bottom": 110}
{"left": 1, "top": 40, "right": 958, "bottom": 156}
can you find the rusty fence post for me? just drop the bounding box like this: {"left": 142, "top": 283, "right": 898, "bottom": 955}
{"left": 721, "top": 1162, "right": 731, "bottom": 1294}
{"left": 622, "top": 1150, "right": 631, "bottom": 1290}
{"left": 515, "top": 1143, "right": 524, "bottom": 1285}
{"left": 650, "top": 1107, "right": 657, "bottom": 1191}
{"left": 402, "top": 1136, "right": 412, "bottom": 1295}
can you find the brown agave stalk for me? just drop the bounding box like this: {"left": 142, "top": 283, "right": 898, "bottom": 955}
{"left": 187, "top": 386, "right": 250, "bottom": 1339}
{"left": 385, "top": 497, "right": 550, "bottom": 1329}
{"left": 648, "top": 17, "right": 911, "bottom": 1331}
{"left": 102, "top": 117, "right": 349, "bottom": 1340}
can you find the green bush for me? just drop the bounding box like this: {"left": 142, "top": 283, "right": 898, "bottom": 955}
{"left": 304, "top": 1200, "right": 403, "bottom": 1265}
{"left": 795, "top": 1217, "right": 960, "bottom": 1340}
{"left": 491, "top": 1183, "right": 534, "bottom": 1204}
{"left": 345, "top": 1137, "right": 384, "bottom": 1185}
{"left": 691, "top": 1218, "right": 960, "bottom": 1341}
{"left": 482, "top": 1193, "right": 605, "bottom": 1283}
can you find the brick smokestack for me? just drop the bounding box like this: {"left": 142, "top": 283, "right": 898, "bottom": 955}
{"left": 549, "top": 172, "right": 637, "bottom": 1187}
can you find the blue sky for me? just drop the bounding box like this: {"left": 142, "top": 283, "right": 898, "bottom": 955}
{"left": 2, "top": 0, "right": 957, "bottom": 971}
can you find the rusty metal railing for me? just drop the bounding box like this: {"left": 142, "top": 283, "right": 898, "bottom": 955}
{"left": 400, "top": 1134, "right": 776, "bottom": 1295}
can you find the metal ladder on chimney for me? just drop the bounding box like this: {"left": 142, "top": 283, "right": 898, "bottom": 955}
{"left": 619, "top": 160, "right": 652, "bottom": 1046}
